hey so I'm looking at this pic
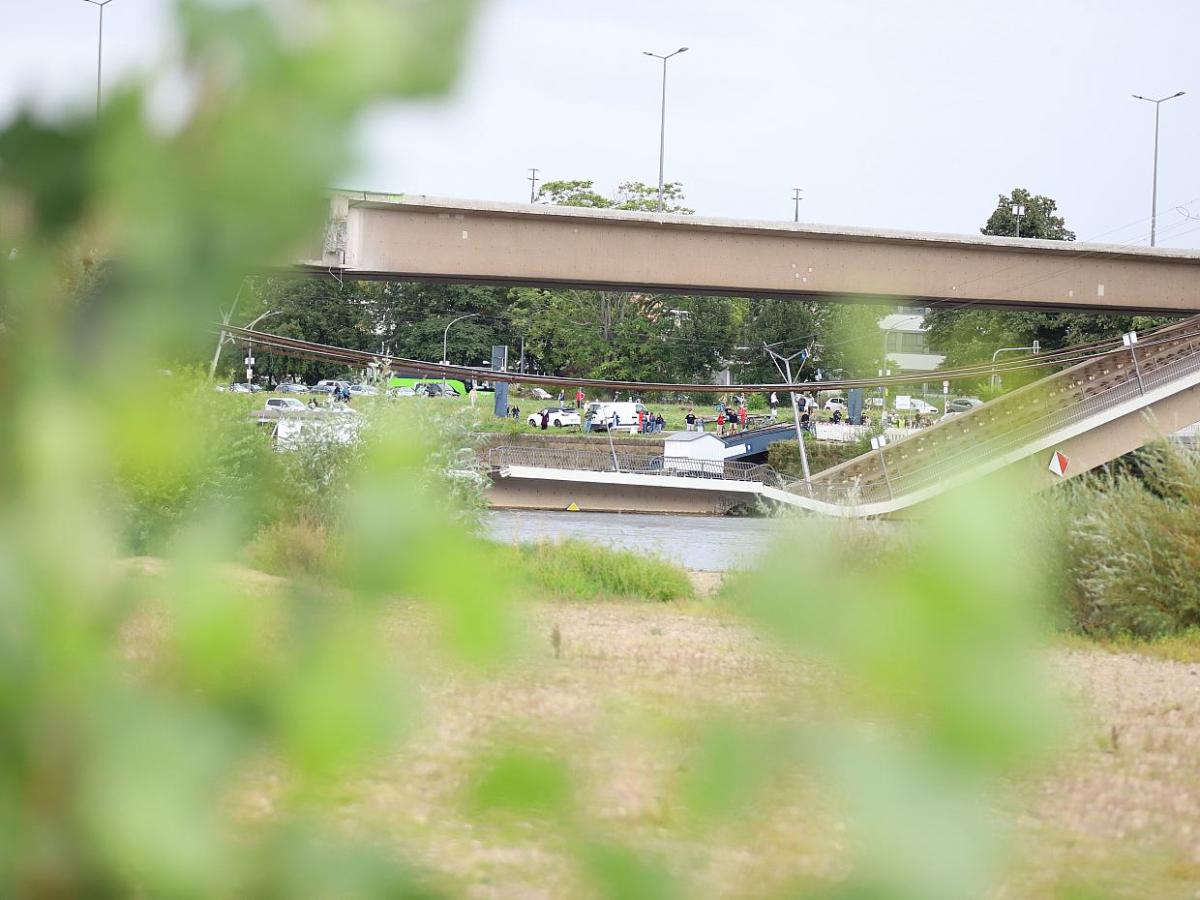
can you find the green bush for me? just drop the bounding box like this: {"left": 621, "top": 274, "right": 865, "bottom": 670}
{"left": 1053, "top": 442, "right": 1200, "bottom": 637}
{"left": 246, "top": 517, "right": 340, "bottom": 581}
{"left": 768, "top": 435, "right": 872, "bottom": 477}
{"left": 517, "top": 539, "right": 694, "bottom": 602}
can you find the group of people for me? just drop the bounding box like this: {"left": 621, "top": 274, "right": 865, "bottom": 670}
{"left": 637, "top": 410, "right": 666, "bottom": 433}
{"left": 306, "top": 386, "right": 351, "bottom": 409}
{"left": 681, "top": 401, "right": 754, "bottom": 437}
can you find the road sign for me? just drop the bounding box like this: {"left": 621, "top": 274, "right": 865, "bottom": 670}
{"left": 1122, "top": 331, "right": 1139, "bottom": 347}
{"left": 566, "top": 502, "right": 580, "bottom": 512}
{"left": 942, "top": 379, "right": 949, "bottom": 394}
{"left": 244, "top": 356, "right": 255, "bottom": 365}
{"left": 1048, "top": 450, "right": 1069, "bottom": 477}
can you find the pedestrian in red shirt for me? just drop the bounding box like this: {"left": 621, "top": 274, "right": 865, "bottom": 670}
{"left": 716, "top": 411, "right": 726, "bottom": 436}
{"left": 737, "top": 405, "right": 748, "bottom": 431}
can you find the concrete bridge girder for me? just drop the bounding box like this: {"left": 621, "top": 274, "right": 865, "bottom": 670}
{"left": 308, "top": 193, "right": 1200, "bottom": 314}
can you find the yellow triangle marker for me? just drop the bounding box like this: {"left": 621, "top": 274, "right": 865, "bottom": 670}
{"left": 566, "top": 502, "right": 580, "bottom": 512}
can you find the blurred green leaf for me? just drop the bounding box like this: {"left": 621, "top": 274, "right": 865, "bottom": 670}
{"left": 469, "top": 746, "right": 573, "bottom": 819}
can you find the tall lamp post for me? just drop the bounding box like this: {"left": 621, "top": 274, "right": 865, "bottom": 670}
{"left": 242, "top": 309, "right": 280, "bottom": 386}
{"left": 1012, "top": 202, "right": 1026, "bottom": 238}
{"left": 642, "top": 46, "right": 689, "bottom": 213}
{"left": 82, "top": 0, "right": 116, "bottom": 116}
{"left": 442, "top": 313, "right": 478, "bottom": 388}
{"left": 1132, "top": 91, "right": 1186, "bottom": 246}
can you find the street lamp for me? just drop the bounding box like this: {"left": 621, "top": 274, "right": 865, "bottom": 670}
{"left": 442, "top": 313, "right": 478, "bottom": 387}
{"left": 642, "top": 46, "right": 689, "bottom": 213}
{"left": 242, "top": 309, "right": 281, "bottom": 386}
{"left": 1011, "top": 202, "right": 1026, "bottom": 238}
{"left": 81, "top": 0, "right": 116, "bottom": 116}
{"left": 1132, "top": 91, "right": 1186, "bottom": 246}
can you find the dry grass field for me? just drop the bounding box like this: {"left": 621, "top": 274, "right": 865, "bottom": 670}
{"left": 119, "top": 562, "right": 1200, "bottom": 899}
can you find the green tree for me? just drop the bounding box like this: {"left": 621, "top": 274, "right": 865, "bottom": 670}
{"left": 981, "top": 188, "right": 1075, "bottom": 240}
{"left": 924, "top": 188, "right": 1165, "bottom": 373}
{"left": 535, "top": 178, "right": 692, "bottom": 214}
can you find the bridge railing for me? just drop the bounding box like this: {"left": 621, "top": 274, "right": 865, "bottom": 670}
{"left": 801, "top": 317, "right": 1200, "bottom": 508}
{"left": 487, "top": 446, "right": 789, "bottom": 486}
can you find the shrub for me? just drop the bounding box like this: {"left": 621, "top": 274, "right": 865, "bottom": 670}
{"left": 768, "top": 436, "right": 872, "bottom": 477}
{"left": 517, "top": 539, "right": 694, "bottom": 602}
{"left": 246, "top": 517, "right": 340, "bottom": 581}
{"left": 1053, "top": 443, "right": 1200, "bottom": 637}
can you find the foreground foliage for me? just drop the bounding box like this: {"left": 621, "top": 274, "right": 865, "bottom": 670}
{"left": 0, "top": 1, "right": 1082, "bottom": 897}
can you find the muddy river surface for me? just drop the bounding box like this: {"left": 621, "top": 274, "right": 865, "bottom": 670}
{"left": 482, "top": 509, "right": 781, "bottom": 572}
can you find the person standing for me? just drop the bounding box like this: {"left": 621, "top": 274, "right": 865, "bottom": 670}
{"left": 769, "top": 391, "right": 779, "bottom": 420}
{"left": 637, "top": 408, "right": 645, "bottom": 433}
{"left": 716, "top": 410, "right": 726, "bottom": 436}
{"left": 540, "top": 409, "right": 549, "bottom": 430}
{"left": 737, "top": 404, "right": 748, "bottom": 432}
{"left": 469, "top": 385, "right": 478, "bottom": 407}
{"left": 685, "top": 409, "right": 696, "bottom": 432}
{"left": 575, "top": 388, "right": 584, "bottom": 409}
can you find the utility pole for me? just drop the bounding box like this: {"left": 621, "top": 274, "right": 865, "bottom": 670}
{"left": 1133, "top": 91, "right": 1186, "bottom": 246}
{"left": 82, "top": 0, "right": 116, "bottom": 116}
{"left": 643, "top": 47, "right": 689, "bottom": 213}
{"left": 528, "top": 167, "right": 539, "bottom": 203}
{"left": 764, "top": 342, "right": 813, "bottom": 490}
{"left": 792, "top": 187, "right": 803, "bottom": 223}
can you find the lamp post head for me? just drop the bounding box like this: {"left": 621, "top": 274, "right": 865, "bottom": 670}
{"left": 678, "top": 46, "right": 689, "bottom": 53}
{"left": 1173, "top": 91, "right": 1186, "bottom": 98}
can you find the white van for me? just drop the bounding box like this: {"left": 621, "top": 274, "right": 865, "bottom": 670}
{"left": 584, "top": 401, "right": 647, "bottom": 433}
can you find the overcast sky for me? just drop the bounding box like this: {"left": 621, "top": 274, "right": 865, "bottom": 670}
{"left": 4, "top": 0, "right": 1199, "bottom": 248}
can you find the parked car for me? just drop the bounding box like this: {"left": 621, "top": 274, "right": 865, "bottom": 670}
{"left": 312, "top": 379, "right": 351, "bottom": 394}
{"left": 583, "top": 401, "right": 648, "bottom": 433}
{"left": 527, "top": 406, "right": 581, "bottom": 428}
{"left": 414, "top": 382, "right": 461, "bottom": 398}
{"left": 265, "top": 397, "right": 308, "bottom": 413}
{"left": 229, "top": 383, "right": 264, "bottom": 393}
{"left": 946, "top": 396, "right": 984, "bottom": 414}
{"left": 897, "top": 398, "right": 939, "bottom": 415}
{"left": 823, "top": 396, "right": 848, "bottom": 414}
{"left": 388, "top": 386, "right": 417, "bottom": 398}
{"left": 275, "top": 382, "right": 309, "bottom": 394}
{"left": 528, "top": 387, "right": 553, "bottom": 400}
{"left": 348, "top": 383, "right": 380, "bottom": 397}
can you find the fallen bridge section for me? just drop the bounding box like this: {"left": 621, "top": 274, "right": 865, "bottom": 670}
{"left": 486, "top": 317, "right": 1200, "bottom": 517}
{"left": 305, "top": 192, "right": 1200, "bottom": 314}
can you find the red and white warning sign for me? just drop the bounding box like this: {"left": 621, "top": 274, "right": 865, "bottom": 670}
{"left": 1048, "top": 450, "right": 1069, "bottom": 477}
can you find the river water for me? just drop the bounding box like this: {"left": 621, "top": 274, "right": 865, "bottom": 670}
{"left": 482, "top": 509, "right": 782, "bottom": 572}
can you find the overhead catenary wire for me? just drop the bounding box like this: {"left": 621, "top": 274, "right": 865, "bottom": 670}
{"left": 219, "top": 313, "right": 1200, "bottom": 395}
